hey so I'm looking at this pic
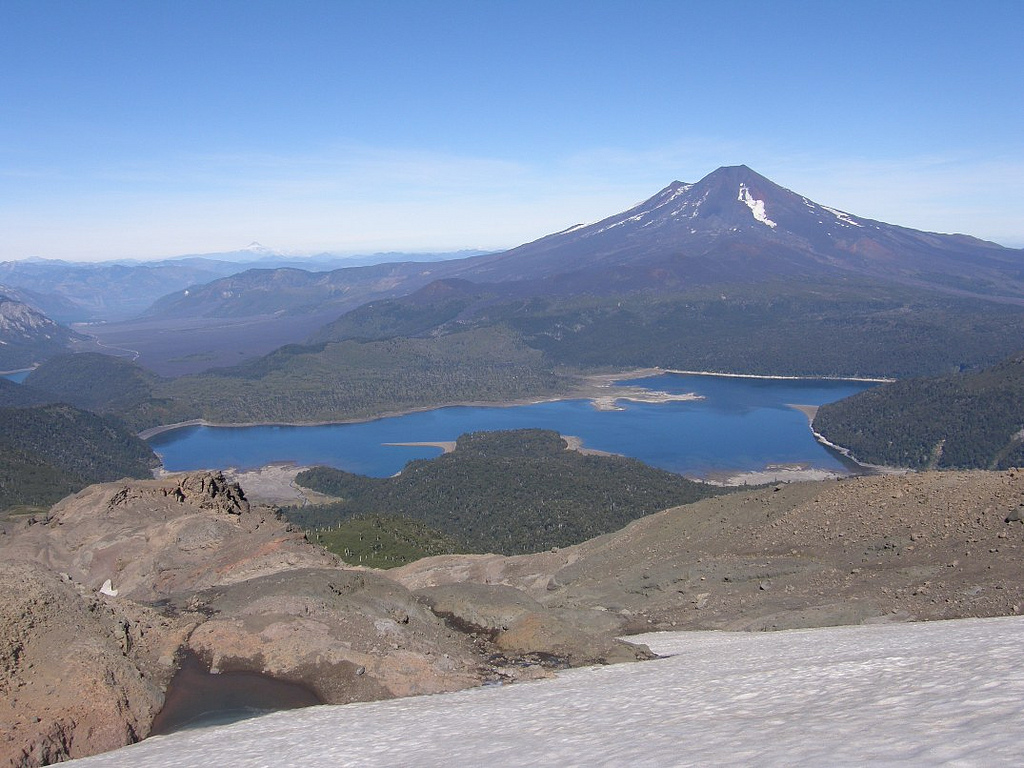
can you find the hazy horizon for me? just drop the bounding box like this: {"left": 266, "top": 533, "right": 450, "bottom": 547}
{"left": 3, "top": 1, "right": 1023, "bottom": 261}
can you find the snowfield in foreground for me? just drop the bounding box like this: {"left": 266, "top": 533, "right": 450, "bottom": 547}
{"left": 71, "top": 616, "right": 1024, "bottom": 767}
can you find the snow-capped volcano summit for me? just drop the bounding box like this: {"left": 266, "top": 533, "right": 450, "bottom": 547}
{"left": 141, "top": 166, "right": 1024, "bottom": 330}
{"left": 456, "top": 165, "right": 1022, "bottom": 298}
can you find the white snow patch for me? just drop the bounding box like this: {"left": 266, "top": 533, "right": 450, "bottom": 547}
{"left": 556, "top": 222, "right": 590, "bottom": 235}
{"left": 820, "top": 204, "right": 864, "bottom": 227}
{"left": 99, "top": 579, "right": 118, "bottom": 597}
{"left": 737, "top": 184, "right": 777, "bottom": 228}
{"left": 594, "top": 184, "right": 697, "bottom": 233}
{"left": 67, "top": 616, "right": 1024, "bottom": 767}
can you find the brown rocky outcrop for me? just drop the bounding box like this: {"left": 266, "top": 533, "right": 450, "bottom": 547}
{"left": 3, "top": 472, "right": 336, "bottom": 601}
{"left": 184, "top": 568, "right": 481, "bottom": 703}
{"left": 0, "top": 473, "right": 484, "bottom": 766}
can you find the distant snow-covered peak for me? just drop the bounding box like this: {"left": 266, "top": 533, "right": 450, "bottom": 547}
{"left": 240, "top": 242, "right": 282, "bottom": 255}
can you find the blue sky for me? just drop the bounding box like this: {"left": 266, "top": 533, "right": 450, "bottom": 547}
{"left": 2, "top": 0, "right": 1022, "bottom": 260}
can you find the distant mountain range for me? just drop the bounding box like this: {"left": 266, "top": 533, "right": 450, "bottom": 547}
{"left": 0, "top": 248, "right": 490, "bottom": 322}
{"left": 301, "top": 166, "right": 1024, "bottom": 380}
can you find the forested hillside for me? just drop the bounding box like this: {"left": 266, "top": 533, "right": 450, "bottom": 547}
{"left": 813, "top": 353, "right": 1024, "bottom": 469}
{"left": 22, "top": 327, "right": 568, "bottom": 431}
{"left": 0, "top": 404, "right": 159, "bottom": 512}
{"left": 313, "top": 278, "right": 1024, "bottom": 378}
{"left": 0, "top": 378, "right": 56, "bottom": 408}
{"left": 490, "top": 282, "right": 1024, "bottom": 379}
{"left": 25, "top": 353, "right": 192, "bottom": 431}
{"left": 283, "top": 429, "right": 724, "bottom": 555}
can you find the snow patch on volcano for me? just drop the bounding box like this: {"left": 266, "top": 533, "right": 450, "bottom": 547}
{"left": 738, "top": 184, "right": 777, "bottom": 228}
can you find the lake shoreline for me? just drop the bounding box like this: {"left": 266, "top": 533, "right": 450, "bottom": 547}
{"left": 139, "top": 366, "right": 883, "bottom": 439}
{"left": 143, "top": 370, "right": 883, "bottom": 486}
{"left": 138, "top": 368, "right": 670, "bottom": 439}
{"left": 786, "top": 403, "right": 907, "bottom": 478}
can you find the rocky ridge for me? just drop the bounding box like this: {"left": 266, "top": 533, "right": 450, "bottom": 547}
{"left": 0, "top": 473, "right": 645, "bottom": 766}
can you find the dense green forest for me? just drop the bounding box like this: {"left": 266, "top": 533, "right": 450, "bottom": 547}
{"left": 26, "top": 329, "right": 570, "bottom": 431}
{"left": 813, "top": 352, "right": 1024, "bottom": 470}
{"left": 24, "top": 352, "right": 190, "bottom": 430}
{"left": 0, "top": 403, "right": 159, "bottom": 512}
{"left": 0, "top": 378, "right": 55, "bottom": 408}
{"left": 162, "top": 326, "right": 566, "bottom": 425}
{"left": 500, "top": 282, "right": 1024, "bottom": 379}
{"left": 307, "top": 514, "right": 465, "bottom": 568}
{"left": 309, "top": 278, "right": 1024, "bottom": 379}
{"left": 283, "top": 429, "right": 725, "bottom": 556}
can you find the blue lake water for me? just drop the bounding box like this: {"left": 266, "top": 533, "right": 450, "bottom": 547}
{"left": 148, "top": 373, "right": 876, "bottom": 479}
{"left": 1, "top": 370, "right": 32, "bottom": 383}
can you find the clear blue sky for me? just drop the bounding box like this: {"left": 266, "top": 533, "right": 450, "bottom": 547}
{"left": 2, "top": 0, "right": 1022, "bottom": 260}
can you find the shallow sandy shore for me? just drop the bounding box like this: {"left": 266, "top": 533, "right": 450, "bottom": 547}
{"left": 590, "top": 390, "right": 703, "bottom": 411}
{"left": 561, "top": 435, "right": 617, "bottom": 457}
{"left": 788, "top": 403, "right": 819, "bottom": 421}
{"left": 383, "top": 441, "right": 457, "bottom": 453}
{"left": 702, "top": 464, "right": 846, "bottom": 487}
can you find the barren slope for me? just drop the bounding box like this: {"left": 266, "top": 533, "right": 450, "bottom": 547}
{"left": 391, "top": 470, "right": 1024, "bottom": 631}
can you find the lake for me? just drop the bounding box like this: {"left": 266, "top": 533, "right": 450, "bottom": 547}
{"left": 148, "top": 373, "right": 876, "bottom": 481}
{"left": 0, "top": 369, "right": 33, "bottom": 383}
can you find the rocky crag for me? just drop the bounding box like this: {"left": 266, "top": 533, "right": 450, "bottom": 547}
{"left": 0, "top": 473, "right": 647, "bottom": 766}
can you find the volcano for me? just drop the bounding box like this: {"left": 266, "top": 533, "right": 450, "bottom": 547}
{"left": 454, "top": 165, "right": 1024, "bottom": 299}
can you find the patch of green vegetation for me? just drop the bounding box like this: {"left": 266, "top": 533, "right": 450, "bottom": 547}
{"left": 813, "top": 352, "right": 1024, "bottom": 470}
{"left": 306, "top": 514, "right": 464, "bottom": 568}
{"left": 0, "top": 446, "right": 83, "bottom": 512}
{"left": 0, "top": 378, "right": 55, "bottom": 408}
{"left": 0, "top": 403, "right": 159, "bottom": 512}
{"left": 282, "top": 429, "right": 725, "bottom": 556}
